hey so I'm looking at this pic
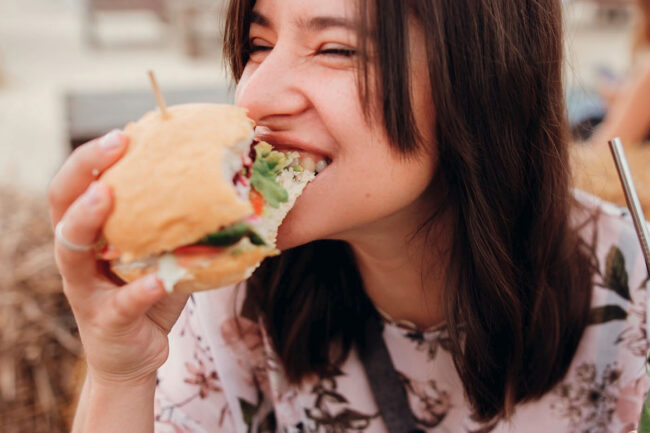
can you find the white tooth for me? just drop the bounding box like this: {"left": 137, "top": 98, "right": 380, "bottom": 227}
{"left": 315, "top": 160, "right": 327, "bottom": 173}
{"left": 302, "top": 157, "right": 316, "bottom": 172}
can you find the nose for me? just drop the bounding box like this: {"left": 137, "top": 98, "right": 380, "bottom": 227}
{"left": 235, "top": 45, "right": 310, "bottom": 124}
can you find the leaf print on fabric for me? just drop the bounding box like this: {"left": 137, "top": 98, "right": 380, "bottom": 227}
{"left": 304, "top": 372, "right": 378, "bottom": 432}
{"left": 183, "top": 360, "right": 221, "bottom": 399}
{"left": 615, "top": 277, "right": 649, "bottom": 357}
{"left": 551, "top": 363, "right": 623, "bottom": 433}
{"left": 154, "top": 395, "right": 206, "bottom": 433}
{"left": 603, "top": 246, "right": 631, "bottom": 301}
{"left": 588, "top": 305, "right": 628, "bottom": 326}
{"left": 398, "top": 372, "right": 451, "bottom": 428}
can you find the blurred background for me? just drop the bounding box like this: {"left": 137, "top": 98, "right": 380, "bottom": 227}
{"left": 0, "top": 0, "right": 648, "bottom": 432}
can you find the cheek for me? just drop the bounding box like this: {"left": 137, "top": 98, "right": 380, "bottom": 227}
{"left": 276, "top": 141, "right": 437, "bottom": 250}
{"left": 345, "top": 150, "right": 436, "bottom": 213}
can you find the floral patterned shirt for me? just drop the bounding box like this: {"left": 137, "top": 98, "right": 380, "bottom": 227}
{"left": 154, "top": 191, "right": 650, "bottom": 433}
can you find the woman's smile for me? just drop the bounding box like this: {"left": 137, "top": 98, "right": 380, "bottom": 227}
{"left": 235, "top": 0, "right": 436, "bottom": 250}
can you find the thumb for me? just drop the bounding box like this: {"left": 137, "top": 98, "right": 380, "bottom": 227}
{"left": 109, "top": 274, "right": 166, "bottom": 327}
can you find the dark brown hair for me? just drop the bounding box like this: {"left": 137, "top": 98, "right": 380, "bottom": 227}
{"left": 225, "top": 0, "right": 593, "bottom": 422}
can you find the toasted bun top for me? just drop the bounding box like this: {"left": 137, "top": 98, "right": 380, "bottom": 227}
{"left": 101, "top": 104, "right": 255, "bottom": 262}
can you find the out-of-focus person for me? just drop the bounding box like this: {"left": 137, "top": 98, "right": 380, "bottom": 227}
{"left": 587, "top": 0, "right": 650, "bottom": 147}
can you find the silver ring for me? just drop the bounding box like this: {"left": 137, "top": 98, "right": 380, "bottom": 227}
{"left": 55, "top": 221, "right": 99, "bottom": 252}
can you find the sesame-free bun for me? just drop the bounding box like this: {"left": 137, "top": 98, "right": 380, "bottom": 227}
{"left": 111, "top": 246, "right": 278, "bottom": 294}
{"left": 100, "top": 104, "right": 255, "bottom": 262}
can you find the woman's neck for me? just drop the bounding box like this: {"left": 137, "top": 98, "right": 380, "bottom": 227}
{"left": 341, "top": 202, "right": 453, "bottom": 330}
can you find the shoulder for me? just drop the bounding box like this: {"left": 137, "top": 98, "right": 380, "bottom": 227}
{"left": 572, "top": 189, "right": 647, "bottom": 278}
{"left": 570, "top": 190, "right": 649, "bottom": 363}
{"left": 572, "top": 189, "right": 649, "bottom": 353}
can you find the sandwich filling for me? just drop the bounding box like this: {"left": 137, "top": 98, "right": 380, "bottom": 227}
{"left": 102, "top": 141, "right": 317, "bottom": 292}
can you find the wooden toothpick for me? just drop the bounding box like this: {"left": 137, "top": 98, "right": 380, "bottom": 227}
{"left": 147, "top": 70, "right": 169, "bottom": 118}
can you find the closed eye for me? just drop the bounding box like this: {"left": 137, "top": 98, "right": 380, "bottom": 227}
{"left": 248, "top": 44, "right": 272, "bottom": 54}
{"left": 318, "top": 47, "right": 356, "bottom": 57}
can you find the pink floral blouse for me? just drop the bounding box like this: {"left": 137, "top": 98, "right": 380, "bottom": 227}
{"left": 154, "top": 191, "right": 650, "bottom": 433}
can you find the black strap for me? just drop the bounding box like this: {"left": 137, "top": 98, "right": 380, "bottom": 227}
{"left": 358, "top": 314, "right": 423, "bottom": 433}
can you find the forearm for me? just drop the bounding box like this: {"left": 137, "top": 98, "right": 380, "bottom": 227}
{"left": 71, "top": 372, "right": 157, "bottom": 433}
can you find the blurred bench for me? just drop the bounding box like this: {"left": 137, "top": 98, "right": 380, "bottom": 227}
{"left": 65, "top": 87, "right": 234, "bottom": 150}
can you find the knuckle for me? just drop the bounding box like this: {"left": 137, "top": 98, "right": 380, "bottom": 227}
{"left": 47, "top": 179, "right": 65, "bottom": 208}
{"left": 110, "top": 289, "right": 134, "bottom": 323}
{"left": 61, "top": 282, "right": 87, "bottom": 316}
{"left": 69, "top": 147, "right": 91, "bottom": 174}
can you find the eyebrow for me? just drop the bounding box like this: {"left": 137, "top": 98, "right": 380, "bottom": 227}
{"left": 250, "top": 11, "right": 357, "bottom": 32}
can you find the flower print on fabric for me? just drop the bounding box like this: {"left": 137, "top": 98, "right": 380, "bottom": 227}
{"left": 615, "top": 375, "right": 649, "bottom": 433}
{"left": 551, "top": 363, "right": 624, "bottom": 433}
{"left": 398, "top": 372, "right": 451, "bottom": 428}
{"left": 184, "top": 359, "right": 222, "bottom": 399}
{"left": 221, "top": 316, "right": 279, "bottom": 432}
{"left": 403, "top": 328, "right": 454, "bottom": 361}
{"left": 152, "top": 193, "right": 650, "bottom": 433}
{"left": 304, "top": 366, "right": 378, "bottom": 432}
{"left": 221, "top": 316, "right": 272, "bottom": 398}
{"left": 155, "top": 303, "right": 233, "bottom": 432}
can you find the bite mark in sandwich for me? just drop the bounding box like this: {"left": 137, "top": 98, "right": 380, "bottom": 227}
{"left": 97, "top": 104, "right": 318, "bottom": 293}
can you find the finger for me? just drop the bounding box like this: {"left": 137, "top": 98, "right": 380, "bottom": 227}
{"left": 54, "top": 181, "right": 113, "bottom": 287}
{"left": 48, "top": 130, "right": 128, "bottom": 226}
{"left": 109, "top": 274, "right": 166, "bottom": 327}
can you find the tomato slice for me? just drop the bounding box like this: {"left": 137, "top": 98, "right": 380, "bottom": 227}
{"left": 97, "top": 245, "right": 121, "bottom": 261}
{"left": 172, "top": 245, "right": 225, "bottom": 256}
{"left": 249, "top": 189, "right": 265, "bottom": 216}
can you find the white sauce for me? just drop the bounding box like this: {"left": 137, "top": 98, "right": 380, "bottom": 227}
{"left": 156, "top": 253, "right": 188, "bottom": 293}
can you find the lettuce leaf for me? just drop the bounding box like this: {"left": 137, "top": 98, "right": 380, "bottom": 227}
{"left": 250, "top": 142, "right": 290, "bottom": 208}
{"left": 200, "top": 222, "right": 266, "bottom": 247}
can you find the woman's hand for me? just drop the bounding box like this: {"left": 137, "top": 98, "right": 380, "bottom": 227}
{"left": 48, "top": 130, "right": 189, "bottom": 386}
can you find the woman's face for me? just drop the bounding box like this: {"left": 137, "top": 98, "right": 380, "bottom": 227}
{"left": 235, "top": 0, "right": 437, "bottom": 250}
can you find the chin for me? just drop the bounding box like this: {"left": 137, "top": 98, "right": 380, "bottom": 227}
{"left": 274, "top": 198, "right": 332, "bottom": 250}
{"left": 274, "top": 208, "right": 311, "bottom": 250}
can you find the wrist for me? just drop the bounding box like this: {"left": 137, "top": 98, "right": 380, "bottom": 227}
{"left": 80, "top": 370, "right": 157, "bottom": 433}
{"left": 87, "top": 367, "right": 158, "bottom": 390}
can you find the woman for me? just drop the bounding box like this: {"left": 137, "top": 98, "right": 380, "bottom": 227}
{"left": 49, "top": 0, "right": 649, "bottom": 432}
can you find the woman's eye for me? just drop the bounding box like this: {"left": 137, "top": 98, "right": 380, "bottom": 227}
{"left": 249, "top": 44, "right": 272, "bottom": 53}
{"left": 318, "top": 45, "right": 356, "bottom": 57}
{"left": 247, "top": 38, "right": 273, "bottom": 56}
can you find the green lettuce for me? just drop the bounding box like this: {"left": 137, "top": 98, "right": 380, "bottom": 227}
{"left": 250, "top": 142, "right": 290, "bottom": 208}
{"left": 200, "top": 222, "right": 266, "bottom": 247}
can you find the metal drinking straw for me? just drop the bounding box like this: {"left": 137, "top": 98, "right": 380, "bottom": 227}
{"left": 608, "top": 137, "right": 650, "bottom": 276}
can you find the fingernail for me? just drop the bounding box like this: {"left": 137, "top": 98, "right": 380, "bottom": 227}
{"left": 144, "top": 275, "right": 162, "bottom": 292}
{"left": 98, "top": 130, "right": 123, "bottom": 151}
{"left": 83, "top": 182, "right": 104, "bottom": 208}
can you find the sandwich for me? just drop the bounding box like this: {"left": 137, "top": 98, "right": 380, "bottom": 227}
{"left": 97, "top": 103, "right": 316, "bottom": 293}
